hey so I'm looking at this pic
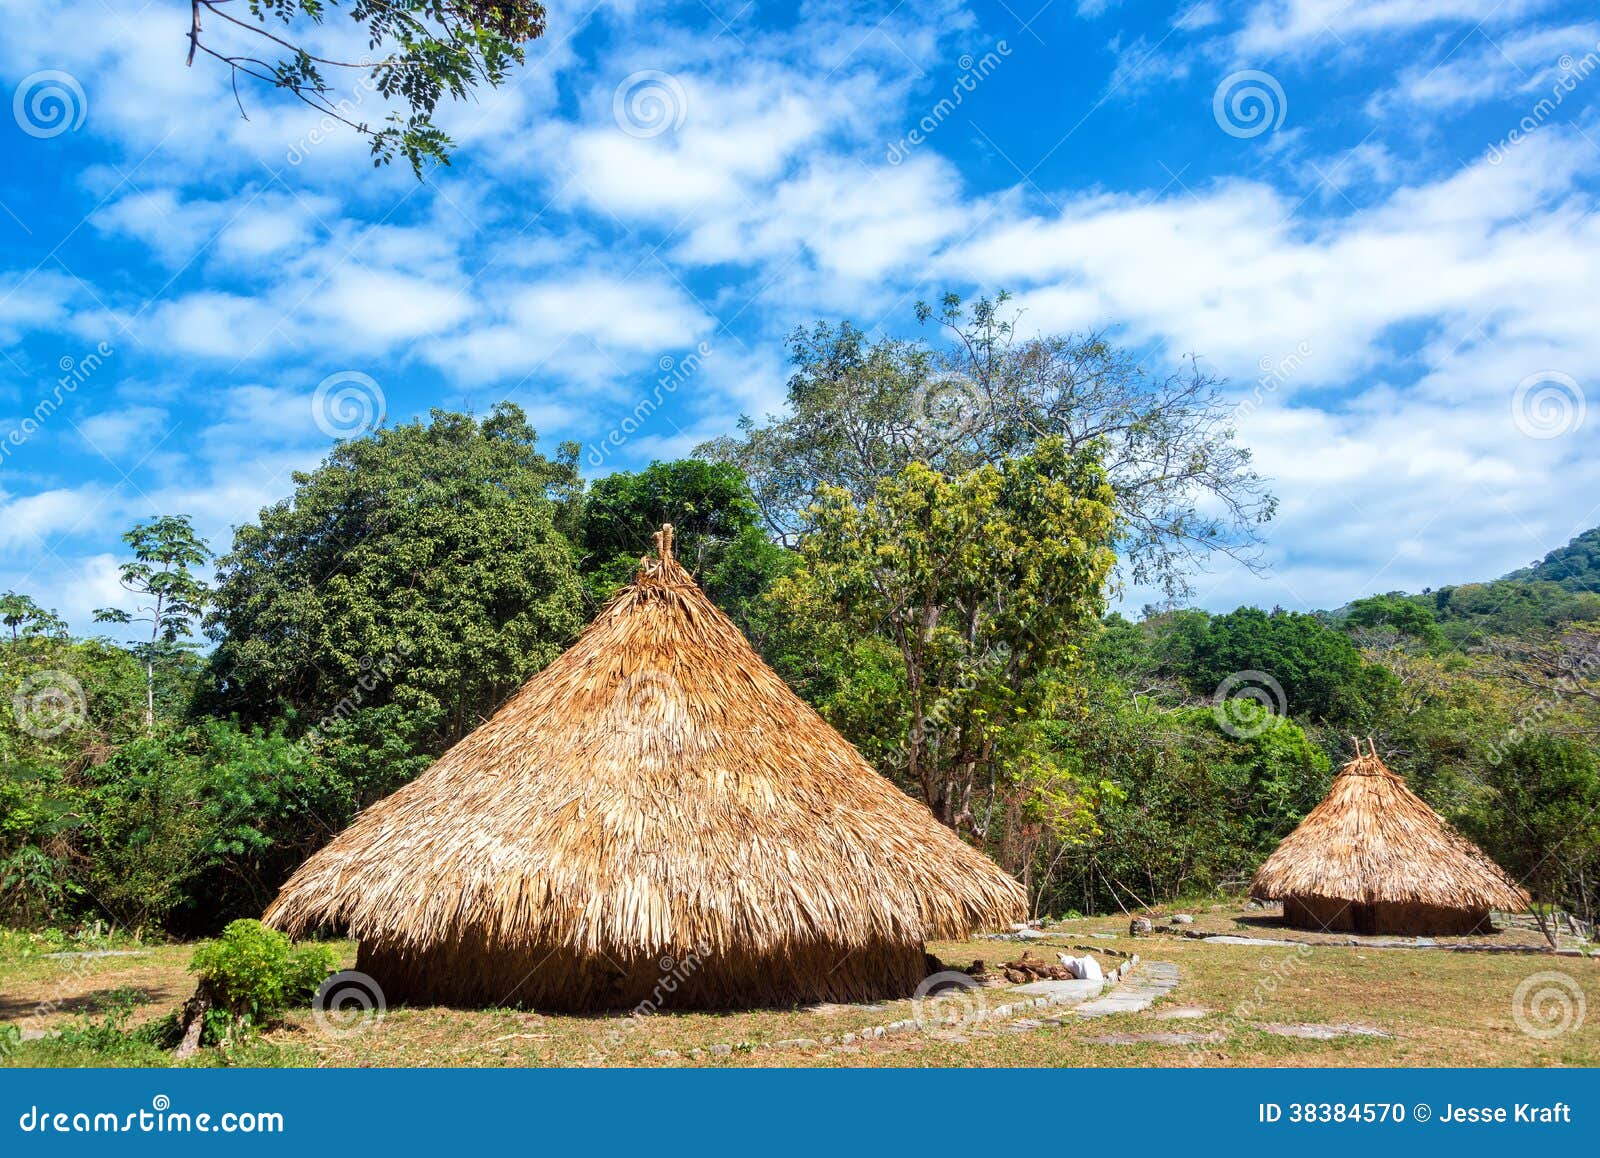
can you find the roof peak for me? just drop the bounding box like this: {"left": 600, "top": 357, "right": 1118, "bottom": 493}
{"left": 633, "top": 522, "right": 695, "bottom": 589}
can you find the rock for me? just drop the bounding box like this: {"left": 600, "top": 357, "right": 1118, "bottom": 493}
{"left": 1151, "top": 1005, "right": 1211, "bottom": 1020}
{"left": 1056, "top": 954, "right": 1103, "bottom": 981}
{"left": 1254, "top": 1022, "right": 1391, "bottom": 1041}
{"left": 1170, "top": 914, "right": 1194, "bottom": 925}
{"left": 1245, "top": 900, "right": 1263, "bottom": 910}
{"left": 1088, "top": 1030, "right": 1225, "bottom": 1046}
{"left": 652, "top": 1049, "right": 679, "bottom": 1058}
{"left": 708, "top": 1043, "right": 732, "bottom": 1056}
{"left": 1129, "top": 917, "right": 1153, "bottom": 936}
{"left": 40, "top": 950, "right": 149, "bottom": 960}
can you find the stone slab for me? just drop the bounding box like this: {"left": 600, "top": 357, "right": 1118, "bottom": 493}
{"left": 1008, "top": 978, "right": 1104, "bottom": 1000}
{"left": 1254, "top": 1022, "right": 1392, "bottom": 1040}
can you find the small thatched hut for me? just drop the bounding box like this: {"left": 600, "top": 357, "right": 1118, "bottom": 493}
{"left": 264, "top": 526, "right": 1024, "bottom": 1010}
{"left": 1251, "top": 741, "right": 1528, "bottom": 935}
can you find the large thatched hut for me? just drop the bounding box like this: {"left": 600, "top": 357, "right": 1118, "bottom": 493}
{"left": 1251, "top": 741, "right": 1528, "bottom": 935}
{"left": 264, "top": 526, "right": 1024, "bottom": 1011}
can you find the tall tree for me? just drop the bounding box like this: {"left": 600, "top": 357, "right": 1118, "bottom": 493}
{"left": 699, "top": 293, "right": 1276, "bottom": 600}
{"left": 94, "top": 516, "right": 214, "bottom": 736}
{"left": 577, "top": 459, "right": 793, "bottom": 629}
{"left": 206, "top": 404, "right": 585, "bottom": 749}
{"left": 776, "top": 437, "right": 1117, "bottom": 835}
{"left": 185, "top": 0, "right": 546, "bottom": 174}
{"left": 0, "top": 593, "right": 67, "bottom": 643}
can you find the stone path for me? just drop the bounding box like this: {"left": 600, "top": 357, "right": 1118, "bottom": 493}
{"left": 1009, "top": 978, "right": 1102, "bottom": 1001}
{"left": 1200, "top": 935, "right": 1300, "bottom": 946}
{"left": 39, "top": 950, "right": 149, "bottom": 960}
{"left": 1088, "top": 1030, "right": 1225, "bottom": 1046}
{"left": 1151, "top": 1004, "right": 1212, "bottom": 1020}
{"left": 1072, "top": 961, "right": 1180, "bottom": 1018}
{"left": 1253, "top": 1022, "right": 1391, "bottom": 1040}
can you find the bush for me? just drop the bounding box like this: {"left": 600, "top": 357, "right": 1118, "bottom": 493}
{"left": 189, "top": 920, "right": 335, "bottom": 1035}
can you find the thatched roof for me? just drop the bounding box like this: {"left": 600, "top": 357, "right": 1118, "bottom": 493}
{"left": 1251, "top": 742, "right": 1528, "bottom": 912}
{"left": 264, "top": 526, "right": 1024, "bottom": 1001}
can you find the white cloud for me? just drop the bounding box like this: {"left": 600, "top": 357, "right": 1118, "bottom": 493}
{"left": 1233, "top": 0, "right": 1553, "bottom": 57}
{"left": 75, "top": 405, "right": 169, "bottom": 457}
{"left": 1366, "top": 21, "right": 1600, "bottom": 116}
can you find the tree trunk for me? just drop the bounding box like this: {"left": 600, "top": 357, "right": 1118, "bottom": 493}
{"left": 173, "top": 981, "right": 214, "bottom": 1060}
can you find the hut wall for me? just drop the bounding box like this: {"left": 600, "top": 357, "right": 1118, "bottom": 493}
{"left": 1282, "top": 895, "right": 1492, "bottom": 935}
{"left": 355, "top": 936, "right": 931, "bottom": 1012}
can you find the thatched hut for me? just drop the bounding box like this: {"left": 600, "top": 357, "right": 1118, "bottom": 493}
{"left": 264, "top": 526, "right": 1024, "bottom": 1011}
{"left": 1251, "top": 741, "right": 1528, "bottom": 935}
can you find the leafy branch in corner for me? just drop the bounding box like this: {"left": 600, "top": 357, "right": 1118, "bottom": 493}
{"left": 185, "top": 1, "right": 546, "bottom": 176}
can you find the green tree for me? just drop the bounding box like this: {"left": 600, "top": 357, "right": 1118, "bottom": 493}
{"left": 185, "top": 0, "right": 546, "bottom": 174}
{"left": 93, "top": 516, "right": 214, "bottom": 736}
{"left": 1464, "top": 734, "right": 1600, "bottom": 932}
{"left": 578, "top": 459, "right": 794, "bottom": 632}
{"left": 781, "top": 438, "right": 1117, "bottom": 833}
{"left": 1, "top": 592, "right": 68, "bottom": 643}
{"left": 206, "top": 404, "right": 585, "bottom": 750}
{"left": 1344, "top": 593, "right": 1444, "bottom": 648}
{"left": 1177, "top": 606, "right": 1389, "bottom": 727}
{"left": 701, "top": 294, "right": 1275, "bottom": 599}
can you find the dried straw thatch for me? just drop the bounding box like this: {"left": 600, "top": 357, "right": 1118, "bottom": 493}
{"left": 264, "top": 525, "right": 1025, "bottom": 1010}
{"left": 1251, "top": 740, "right": 1528, "bottom": 935}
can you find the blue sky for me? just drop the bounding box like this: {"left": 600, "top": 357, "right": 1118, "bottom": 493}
{"left": 2, "top": 0, "right": 1598, "bottom": 636}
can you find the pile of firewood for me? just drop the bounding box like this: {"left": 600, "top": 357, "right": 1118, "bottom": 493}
{"left": 959, "top": 951, "right": 1073, "bottom": 985}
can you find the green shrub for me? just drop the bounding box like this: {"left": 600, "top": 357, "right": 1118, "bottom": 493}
{"left": 189, "top": 919, "right": 335, "bottom": 1034}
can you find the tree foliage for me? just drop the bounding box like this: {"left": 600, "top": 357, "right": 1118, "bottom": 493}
{"left": 781, "top": 438, "right": 1117, "bottom": 836}
{"left": 186, "top": 0, "right": 546, "bottom": 174}
{"left": 206, "top": 404, "right": 584, "bottom": 750}
{"left": 94, "top": 515, "right": 213, "bottom": 735}
{"left": 577, "top": 460, "right": 794, "bottom": 635}
{"left": 700, "top": 294, "right": 1276, "bottom": 599}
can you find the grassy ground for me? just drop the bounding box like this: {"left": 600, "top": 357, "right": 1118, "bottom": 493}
{"left": 2, "top": 905, "right": 1595, "bottom": 1068}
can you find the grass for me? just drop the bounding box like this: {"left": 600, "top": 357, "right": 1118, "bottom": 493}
{"left": 2, "top": 905, "right": 1595, "bottom": 1068}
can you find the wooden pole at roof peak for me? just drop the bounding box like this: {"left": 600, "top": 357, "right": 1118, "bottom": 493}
{"left": 654, "top": 523, "right": 675, "bottom": 563}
